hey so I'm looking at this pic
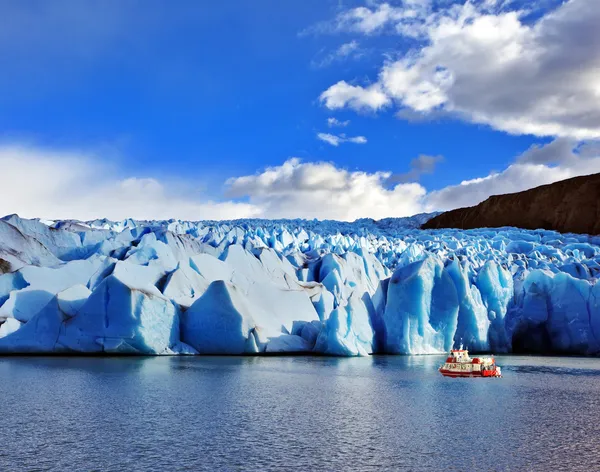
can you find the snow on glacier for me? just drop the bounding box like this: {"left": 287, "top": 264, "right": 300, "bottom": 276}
{"left": 1, "top": 213, "right": 600, "bottom": 356}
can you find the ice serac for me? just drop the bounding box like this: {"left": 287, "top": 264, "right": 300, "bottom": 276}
{"left": 507, "top": 270, "right": 599, "bottom": 355}
{"left": 314, "top": 293, "right": 374, "bottom": 356}
{"left": 0, "top": 271, "right": 29, "bottom": 306}
{"left": 547, "top": 273, "right": 595, "bottom": 353}
{"left": 182, "top": 280, "right": 261, "bottom": 354}
{"left": 58, "top": 271, "right": 179, "bottom": 354}
{"left": 446, "top": 259, "right": 490, "bottom": 352}
{"left": 2, "top": 215, "right": 84, "bottom": 261}
{"left": 161, "top": 261, "right": 210, "bottom": 308}
{"left": 0, "top": 298, "right": 65, "bottom": 353}
{"left": 383, "top": 256, "right": 458, "bottom": 354}
{"left": 0, "top": 258, "right": 104, "bottom": 322}
{"left": 476, "top": 261, "right": 513, "bottom": 350}
{"left": 2, "top": 213, "right": 600, "bottom": 355}
{"left": 182, "top": 277, "right": 319, "bottom": 354}
{"left": 0, "top": 219, "right": 61, "bottom": 271}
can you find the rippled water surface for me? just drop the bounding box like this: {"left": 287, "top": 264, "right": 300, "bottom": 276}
{"left": 1, "top": 355, "right": 599, "bottom": 471}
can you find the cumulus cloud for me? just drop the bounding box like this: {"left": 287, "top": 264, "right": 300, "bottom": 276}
{"left": 327, "top": 117, "right": 350, "bottom": 127}
{"left": 320, "top": 80, "right": 390, "bottom": 112}
{"left": 226, "top": 158, "right": 426, "bottom": 220}
{"left": 2, "top": 144, "right": 426, "bottom": 223}
{"left": 0, "top": 145, "right": 259, "bottom": 221}
{"left": 319, "top": 0, "right": 600, "bottom": 139}
{"left": 317, "top": 132, "right": 367, "bottom": 146}
{"left": 3, "top": 140, "right": 599, "bottom": 223}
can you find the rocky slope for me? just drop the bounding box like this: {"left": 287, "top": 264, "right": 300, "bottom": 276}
{"left": 422, "top": 173, "right": 600, "bottom": 234}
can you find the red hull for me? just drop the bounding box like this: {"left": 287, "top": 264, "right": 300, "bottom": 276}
{"left": 439, "top": 369, "right": 501, "bottom": 378}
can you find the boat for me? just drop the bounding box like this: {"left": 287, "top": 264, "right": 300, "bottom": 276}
{"left": 439, "top": 347, "right": 502, "bottom": 378}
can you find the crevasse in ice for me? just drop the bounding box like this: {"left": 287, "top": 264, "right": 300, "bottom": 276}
{"left": 1, "top": 212, "right": 600, "bottom": 356}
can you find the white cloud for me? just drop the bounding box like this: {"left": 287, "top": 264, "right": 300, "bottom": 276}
{"left": 304, "top": 2, "right": 430, "bottom": 36}
{"left": 336, "top": 4, "right": 404, "bottom": 34}
{"left": 317, "top": 132, "right": 368, "bottom": 146}
{"left": 226, "top": 158, "right": 426, "bottom": 221}
{"left": 348, "top": 135, "right": 367, "bottom": 144}
{"left": 3, "top": 140, "right": 599, "bottom": 223}
{"left": 320, "top": 80, "right": 390, "bottom": 112}
{"left": 317, "top": 133, "right": 342, "bottom": 146}
{"left": 0, "top": 145, "right": 259, "bottom": 221}
{"left": 327, "top": 117, "right": 350, "bottom": 128}
{"left": 319, "top": 0, "right": 600, "bottom": 139}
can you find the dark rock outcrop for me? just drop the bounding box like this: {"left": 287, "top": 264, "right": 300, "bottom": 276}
{"left": 422, "top": 173, "right": 600, "bottom": 235}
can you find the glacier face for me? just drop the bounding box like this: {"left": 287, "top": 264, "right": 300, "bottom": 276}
{"left": 1, "top": 213, "right": 600, "bottom": 356}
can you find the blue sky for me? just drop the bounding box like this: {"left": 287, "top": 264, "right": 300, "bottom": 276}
{"left": 0, "top": 0, "right": 598, "bottom": 221}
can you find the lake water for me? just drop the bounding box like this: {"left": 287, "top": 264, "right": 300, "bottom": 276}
{"left": 0, "top": 355, "right": 599, "bottom": 471}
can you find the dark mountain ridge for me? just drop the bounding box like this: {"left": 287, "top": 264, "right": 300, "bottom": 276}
{"left": 422, "top": 173, "right": 600, "bottom": 235}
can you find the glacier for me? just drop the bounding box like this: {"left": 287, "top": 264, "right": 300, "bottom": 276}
{"left": 1, "top": 212, "right": 600, "bottom": 356}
